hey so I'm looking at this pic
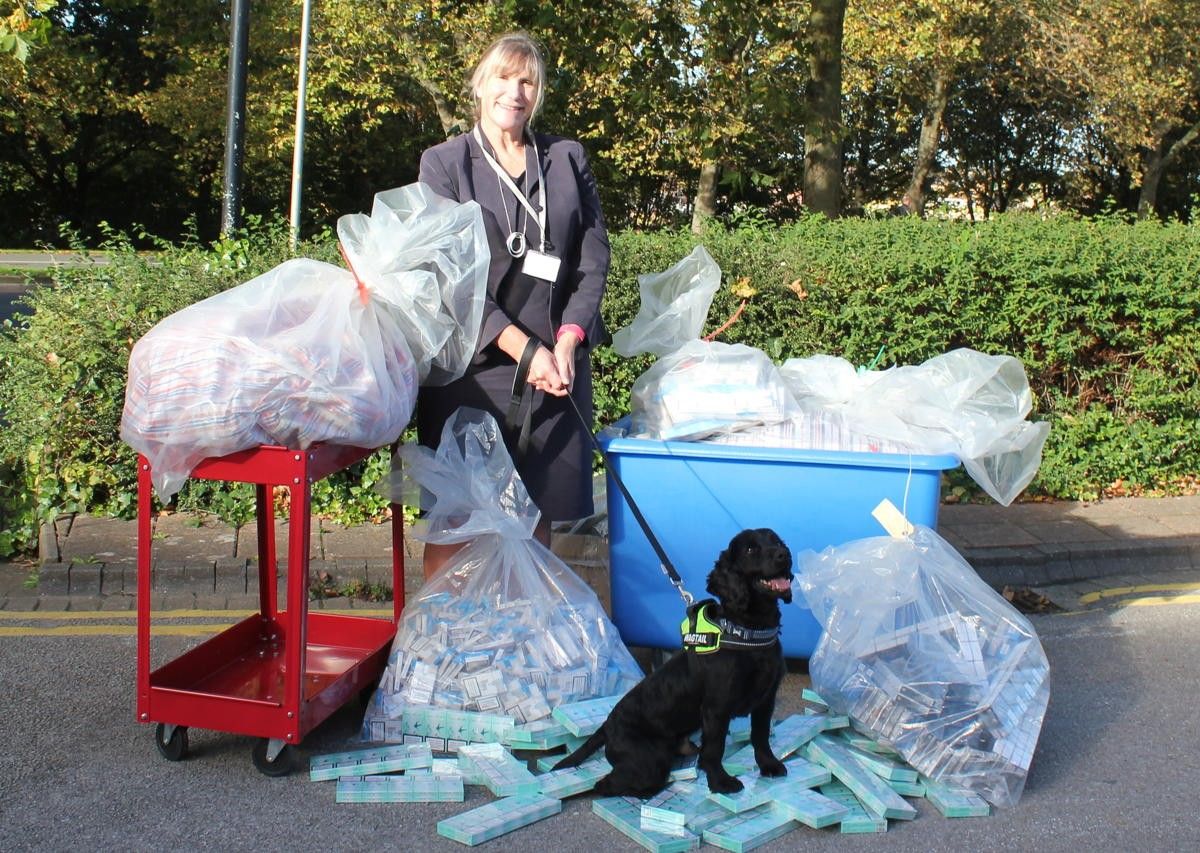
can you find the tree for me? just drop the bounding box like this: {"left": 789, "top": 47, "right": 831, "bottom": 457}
{"left": 315, "top": 0, "right": 514, "bottom": 139}
{"left": 941, "top": 52, "right": 1079, "bottom": 218}
{"left": 677, "top": 2, "right": 808, "bottom": 232}
{"left": 0, "top": 1, "right": 190, "bottom": 244}
{"left": 290, "top": 0, "right": 512, "bottom": 222}
{"left": 803, "top": 0, "right": 847, "bottom": 218}
{"left": 843, "top": 0, "right": 1003, "bottom": 216}
{"left": 540, "top": 2, "right": 694, "bottom": 227}
{"left": 119, "top": 0, "right": 444, "bottom": 238}
{"left": 133, "top": 0, "right": 380, "bottom": 236}
{"left": 840, "top": 64, "right": 913, "bottom": 213}
{"left": 1025, "top": 0, "right": 1200, "bottom": 218}
{"left": 542, "top": 2, "right": 808, "bottom": 231}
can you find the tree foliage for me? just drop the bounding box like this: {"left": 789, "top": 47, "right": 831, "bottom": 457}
{"left": 941, "top": 51, "right": 1079, "bottom": 218}
{"left": 0, "top": 1, "right": 190, "bottom": 242}
{"left": 2, "top": 0, "right": 1199, "bottom": 245}
{"left": 843, "top": 1, "right": 1019, "bottom": 214}
{"left": 1023, "top": 0, "right": 1200, "bottom": 217}
{"left": 0, "top": 1, "right": 55, "bottom": 63}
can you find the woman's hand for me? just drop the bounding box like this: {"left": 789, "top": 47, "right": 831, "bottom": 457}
{"left": 527, "top": 345, "right": 569, "bottom": 396}
{"left": 497, "top": 324, "right": 574, "bottom": 396}
{"left": 552, "top": 330, "right": 580, "bottom": 391}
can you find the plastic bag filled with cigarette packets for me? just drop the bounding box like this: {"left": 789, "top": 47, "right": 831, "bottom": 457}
{"left": 362, "top": 409, "right": 643, "bottom": 733}
{"left": 121, "top": 183, "right": 487, "bottom": 498}
{"left": 797, "top": 526, "right": 1050, "bottom": 808}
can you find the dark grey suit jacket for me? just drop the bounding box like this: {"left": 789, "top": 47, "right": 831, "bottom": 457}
{"left": 418, "top": 129, "right": 610, "bottom": 357}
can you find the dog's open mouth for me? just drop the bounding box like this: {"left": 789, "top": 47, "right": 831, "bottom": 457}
{"left": 759, "top": 576, "right": 794, "bottom": 596}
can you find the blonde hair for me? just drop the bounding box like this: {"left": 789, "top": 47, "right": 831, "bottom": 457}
{"left": 469, "top": 32, "right": 546, "bottom": 125}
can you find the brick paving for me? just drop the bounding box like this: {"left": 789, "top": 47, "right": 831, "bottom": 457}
{"left": 3, "top": 494, "right": 1198, "bottom": 612}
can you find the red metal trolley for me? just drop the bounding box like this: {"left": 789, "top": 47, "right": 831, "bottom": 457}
{"left": 135, "top": 444, "right": 404, "bottom": 775}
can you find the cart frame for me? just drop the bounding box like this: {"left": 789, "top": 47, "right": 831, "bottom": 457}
{"left": 135, "top": 444, "right": 404, "bottom": 773}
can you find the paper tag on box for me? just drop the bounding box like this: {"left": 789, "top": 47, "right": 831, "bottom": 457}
{"left": 872, "top": 499, "right": 914, "bottom": 539}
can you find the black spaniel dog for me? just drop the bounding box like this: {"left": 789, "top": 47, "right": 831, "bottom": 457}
{"left": 554, "top": 528, "right": 794, "bottom": 797}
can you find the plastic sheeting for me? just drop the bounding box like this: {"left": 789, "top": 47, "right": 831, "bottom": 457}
{"left": 610, "top": 247, "right": 1048, "bottom": 505}
{"left": 611, "top": 244, "right": 721, "bottom": 358}
{"left": 780, "top": 349, "right": 1050, "bottom": 506}
{"left": 615, "top": 246, "right": 798, "bottom": 441}
{"left": 629, "top": 339, "right": 798, "bottom": 441}
{"left": 121, "top": 183, "right": 488, "bottom": 498}
{"left": 796, "top": 526, "right": 1050, "bottom": 808}
{"left": 362, "top": 409, "right": 642, "bottom": 730}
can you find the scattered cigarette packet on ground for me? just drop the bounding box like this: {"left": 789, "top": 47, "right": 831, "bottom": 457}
{"left": 308, "top": 704, "right": 1001, "bottom": 846}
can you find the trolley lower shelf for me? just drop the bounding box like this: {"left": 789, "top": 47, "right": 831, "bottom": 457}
{"left": 135, "top": 443, "right": 404, "bottom": 775}
{"left": 146, "top": 611, "right": 394, "bottom": 740}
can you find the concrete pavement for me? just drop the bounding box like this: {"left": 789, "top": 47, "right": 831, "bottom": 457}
{"left": 2, "top": 493, "right": 1198, "bottom": 614}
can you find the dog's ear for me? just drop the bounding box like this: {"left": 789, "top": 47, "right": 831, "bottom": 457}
{"left": 706, "top": 543, "right": 752, "bottom": 613}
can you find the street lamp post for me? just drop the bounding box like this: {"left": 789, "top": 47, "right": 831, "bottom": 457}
{"left": 289, "top": 0, "right": 314, "bottom": 251}
{"left": 221, "top": 0, "right": 252, "bottom": 236}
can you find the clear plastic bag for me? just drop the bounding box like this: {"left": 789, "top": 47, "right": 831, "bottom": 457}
{"left": 796, "top": 526, "right": 1050, "bottom": 807}
{"left": 611, "top": 244, "right": 721, "bottom": 357}
{"left": 121, "top": 183, "right": 488, "bottom": 498}
{"left": 362, "top": 409, "right": 642, "bottom": 731}
{"left": 616, "top": 246, "right": 799, "bottom": 440}
{"left": 337, "top": 184, "right": 487, "bottom": 387}
{"left": 781, "top": 348, "right": 1049, "bottom": 505}
{"left": 628, "top": 339, "right": 798, "bottom": 441}
{"left": 703, "top": 409, "right": 914, "bottom": 454}
{"left": 610, "top": 247, "right": 1045, "bottom": 503}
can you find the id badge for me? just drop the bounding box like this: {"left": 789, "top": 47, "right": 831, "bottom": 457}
{"left": 522, "top": 249, "right": 562, "bottom": 282}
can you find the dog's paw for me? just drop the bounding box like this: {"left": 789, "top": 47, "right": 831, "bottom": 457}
{"left": 758, "top": 757, "right": 787, "bottom": 778}
{"left": 707, "top": 773, "right": 744, "bottom": 794}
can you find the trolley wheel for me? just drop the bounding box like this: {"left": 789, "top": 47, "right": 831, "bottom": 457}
{"left": 154, "top": 724, "right": 189, "bottom": 761}
{"left": 251, "top": 738, "right": 295, "bottom": 777}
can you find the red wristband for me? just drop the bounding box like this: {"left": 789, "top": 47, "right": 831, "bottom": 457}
{"left": 556, "top": 323, "right": 586, "bottom": 344}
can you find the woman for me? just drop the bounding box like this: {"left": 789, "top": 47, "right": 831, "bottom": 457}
{"left": 416, "top": 32, "right": 610, "bottom": 578}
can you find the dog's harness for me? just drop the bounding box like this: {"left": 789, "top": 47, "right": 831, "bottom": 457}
{"left": 680, "top": 599, "right": 780, "bottom": 654}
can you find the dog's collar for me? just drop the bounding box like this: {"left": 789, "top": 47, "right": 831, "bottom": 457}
{"left": 681, "top": 601, "right": 779, "bottom": 653}
{"left": 714, "top": 615, "right": 780, "bottom": 646}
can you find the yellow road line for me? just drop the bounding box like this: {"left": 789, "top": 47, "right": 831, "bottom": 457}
{"left": 1078, "top": 583, "right": 1200, "bottom": 605}
{"left": 1123, "top": 593, "right": 1200, "bottom": 608}
{"left": 0, "top": 609, "right": 254, "bottom": 621}
{"left": 0, "top": 623, "right": 236, "bottom": 637}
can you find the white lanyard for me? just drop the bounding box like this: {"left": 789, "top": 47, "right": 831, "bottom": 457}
{"left": 473, "top": 125, "right": 547, "bottom": 254}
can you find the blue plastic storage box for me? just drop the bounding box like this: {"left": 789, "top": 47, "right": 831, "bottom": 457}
{"left": 598, "top": 418, "right": 959, "bottom": 659}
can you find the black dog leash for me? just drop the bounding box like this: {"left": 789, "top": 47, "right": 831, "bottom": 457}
{"left": 565, "top": 393, "right": 696, "bottom": 607}
{"left": 505, "top": 337, "right": 541, "bottom": 459}
{"left": 506, "top": 334, "right": 696, "bottom": 606}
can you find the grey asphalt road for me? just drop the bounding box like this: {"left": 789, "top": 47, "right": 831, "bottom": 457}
{"left": 0, "top": 250, "right": 112, "bottom": 325}
{"left": 0, "top": 250, "right": 109, "bottom": 269}
{"left": 0, "top": 595, "right": 1197, "bottom": 852}
{"left": 0, "top": 282, "right": 32, "bottom": 326}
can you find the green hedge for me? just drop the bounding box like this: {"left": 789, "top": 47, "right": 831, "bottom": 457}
{"left": 1, "top": 212, "right": 1197, "bottom": 556}
{"left": 0, "top": 220, "right": 392, "bottom": 555}
{"left": 600, "top": 212, "right": 1200, "bottom": 502}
